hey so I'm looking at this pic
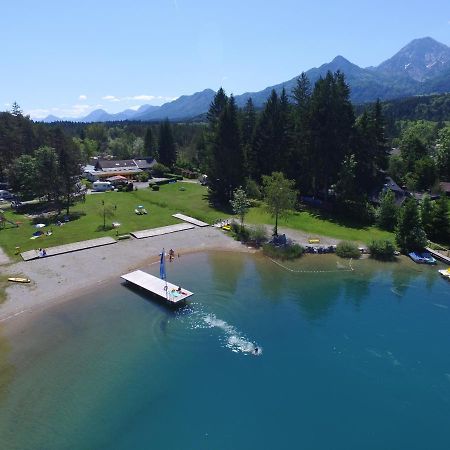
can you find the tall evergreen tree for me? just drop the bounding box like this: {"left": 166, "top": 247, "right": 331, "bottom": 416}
{"left": 207, "top": 96, "right": 244, "bottom": 204}
{"left": 51, "top": 128, "right": 82, "bottom": 214}
{"left": 291, "top": 73, "right": 312, "bottom": 191}
{"left": 308, "top": 71, "right": 354, "bottom": 198}
{"left": 252, "top": 89, "right": 292, "bottom": 180}
{"left": 158, "top": 119, "right": 177, "bottom": 167}
{"left": 420, "top": 194, "right": 433, "bottom": 237}
{"left": 206, "top": 88, "right": 228, "bottom": 128}
{"left": 144, "top": 127, "right": 154, "bottom": 157}
{"left": 395, "top": 198, "right": 428, "bottom": 252}
{"left": 377, "top": 190, "right": 398, "bottom": 231}
{"left": 241, "top": 98, "right": 257, "bottom": 176}
{"left": 430, "top": 197, "right": 450, "bottom": 243}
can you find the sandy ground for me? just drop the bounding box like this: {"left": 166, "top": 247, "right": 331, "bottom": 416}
{"left": 0, "top": 224, "right": 342, "bottom": 325}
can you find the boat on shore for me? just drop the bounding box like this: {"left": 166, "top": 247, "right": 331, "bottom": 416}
{"left": 8, "top": 277, "right": 31, "bottom": 283}
{"left": 409, "top": 252, "right": 437, "bottom": 265}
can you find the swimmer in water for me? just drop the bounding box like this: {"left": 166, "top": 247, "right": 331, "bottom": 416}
{"left": 253, "top": 347, "right": 260, "bottom": 355}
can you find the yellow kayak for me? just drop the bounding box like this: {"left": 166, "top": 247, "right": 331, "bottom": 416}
{"left": 8, "top": 277, "right": 31, "bottom": 283}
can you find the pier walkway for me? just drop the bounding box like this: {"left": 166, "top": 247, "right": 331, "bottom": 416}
{"left": 121, "top": 270, "right": 193, "bottom": 303}
{"left": 426, "top": 247, "right": 450, "bottom": 265}
{"left": 21, "top": 237, "right": 117, "bottom": 261}
{"left": 130, "top": 223, "right": 194, "bottom": 239}
{"left": 172, "top": 213, "right": 209, "bottom": 227}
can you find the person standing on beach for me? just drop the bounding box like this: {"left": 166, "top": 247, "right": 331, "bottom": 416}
{"left": 169, "top": 248, "right": 175, "bottom": 262}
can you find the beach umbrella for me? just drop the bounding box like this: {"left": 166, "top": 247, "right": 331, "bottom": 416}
{"left": 35, "top": 223, "right": 46, "bottom": 228}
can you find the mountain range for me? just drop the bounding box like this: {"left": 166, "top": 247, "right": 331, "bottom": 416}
{"left": 42, "top": 37, "right": 450, "bottom": 123}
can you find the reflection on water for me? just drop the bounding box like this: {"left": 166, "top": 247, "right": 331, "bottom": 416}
{"left": 0, "top": 327, "right": 15, "bottom": 406}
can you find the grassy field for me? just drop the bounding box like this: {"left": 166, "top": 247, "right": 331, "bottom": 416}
{"left": 246, "top": 208, "right": 394, "bottom": 243}
{"left": 0, "top": 183, "right": 222, "bottom": 258}
{"left": 0, "top": 182, "right": 395, "bottom": 259}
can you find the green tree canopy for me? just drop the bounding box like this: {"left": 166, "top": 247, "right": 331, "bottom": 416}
{"left": 262, "top": 172, "right": 297, "bottom": 236}
{"left": 395, "top": 198, "right": 428, "bottom": 252}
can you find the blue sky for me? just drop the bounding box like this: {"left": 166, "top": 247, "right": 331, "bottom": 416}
{"left": 1, "top": 0, "right": 449, "bottom": 118}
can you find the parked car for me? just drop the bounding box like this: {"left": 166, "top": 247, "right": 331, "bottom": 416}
{"left": 0, "top": 190, "right": 15, "bottom": 201}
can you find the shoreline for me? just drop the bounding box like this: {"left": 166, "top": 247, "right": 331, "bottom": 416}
{"left": 0, "top": 225, "right": 345, "bottom": 334}
{"left": 0, "top": 227, "right": 255, "bottom": 331}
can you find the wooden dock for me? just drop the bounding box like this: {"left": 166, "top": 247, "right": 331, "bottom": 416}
{"left": 130, "top": 223, "right": 194, "bottom": 239}
{"left": 21, "top": 237, "right": 117, "bottom": 261}
{"left": 172, "top": 213, "right": 209, "bottom": 227}
{"left": 425, "top": 247, "right": 450, "bottom": 265}
{"left": 121, "top": 270, "right": 193, "bottom": 304}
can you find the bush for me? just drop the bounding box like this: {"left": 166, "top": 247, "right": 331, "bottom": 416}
{"left": 136, "top": 172, "right": 150, "bottom": 182}
{"left": 249, "top": 225, "right": 268, "bottom": 246}
{"left": 336, "top": 241, "right": 360, "bottom": 259}
{"left": 245, "top": 178, "right": 262, "bottom": 200}
{"left": 262, "top": 242, "right": 305, "bottom": 260}
{"left": 368, "top": 240, "right": 396, "bottom": 261}
{"left": 152, "top": 163, "right": 170, "bottom": 177}
{"left": 151, "top": 184, "right": 160, "bottom": 191}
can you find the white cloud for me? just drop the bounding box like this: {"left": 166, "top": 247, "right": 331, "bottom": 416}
{"left": 130, "top": 94, "right": 156, "bottom": 101}
{"left": 26, "top": 108, "right": 51, "bottom": 118}
{"left": 102, "top": 95, "right": 120, "bottom": 102}
{"left": 79, "top": 94, "right": 87, "bottom": 101}
{"left": 129, "top": 105, "right": 141, "bottom": 110}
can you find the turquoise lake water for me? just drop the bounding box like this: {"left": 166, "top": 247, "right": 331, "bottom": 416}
{"left": 1, "top": 252, "right": 450, "bottom": 449}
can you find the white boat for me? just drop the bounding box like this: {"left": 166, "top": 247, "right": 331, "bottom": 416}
{"left": 438, "top": 269, "right": 450, "bottom": 280}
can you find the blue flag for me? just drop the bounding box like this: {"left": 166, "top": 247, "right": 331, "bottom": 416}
{"left": 160, "top": 249, "right": 166, "bottom": 280}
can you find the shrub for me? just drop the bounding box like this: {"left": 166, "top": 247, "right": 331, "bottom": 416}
{"left": 136, "top": 172, "right": 149, "bottom": 182}
{"left": 245, "top": 178, "right": 262, "bottom": 200}
{"left": 262, "top": 242, "right": 305, "bottom": 260}
{"left": 368, "top": 240, "right": 396, "bottom": 261}
{"left": 152, "top": 163, "right": 170, "bottom": 177}
{"left": 151, "top": 185, "right": 160, "bottom": 191}
{"left": 336, "top": 241, "right": 360, "bottom": 259}
{"left": 249, "top": 225, "right": 268, "bottom": 246}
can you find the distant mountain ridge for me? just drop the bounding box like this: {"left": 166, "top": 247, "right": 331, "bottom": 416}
{"left": 41, "top": 36, "right": 450, "bottom": 123}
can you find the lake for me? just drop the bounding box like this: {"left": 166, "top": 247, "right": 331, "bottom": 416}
{"left": 0, "top": 251, "right": 449, "bottom": 450}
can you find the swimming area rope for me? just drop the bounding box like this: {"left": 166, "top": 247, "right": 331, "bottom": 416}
{"left": 268, "top": 257, "right": 354, "bottom": 273}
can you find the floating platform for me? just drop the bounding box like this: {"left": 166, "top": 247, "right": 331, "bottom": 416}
{"left": 121, "top": 270, "right": 193, "bottom": 304}
{"left": 130, "top": 223, "right": 194, "bottom": 239}
{"left": 172, "top": 213, "right": 209, "bottom": 227}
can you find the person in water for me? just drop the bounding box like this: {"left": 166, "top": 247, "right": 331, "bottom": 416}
{"left": 253, "top": 347, "right": 260, "bottom": 355}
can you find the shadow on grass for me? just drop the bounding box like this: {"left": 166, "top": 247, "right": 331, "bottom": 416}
{"left": 303, "top": 206, "right": 373, "bottom": 230}
{"left": 30, "top": 211, "right": 86, "bottom": 226}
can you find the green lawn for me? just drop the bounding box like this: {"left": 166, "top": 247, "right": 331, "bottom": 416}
{"left": 246, "top": 208, "right": 393, "bottom": 243}
{"left": 0, "top": 183, "right": 221, "bottom": 259}
{"left": 0, "top": 182, "right": 394, "bottom": 259}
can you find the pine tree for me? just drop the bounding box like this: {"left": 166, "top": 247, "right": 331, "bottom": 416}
{"left": 430, "top": 197, "right": 450, "bottom": 243}
{"left": 207, "top": 96, "right": 244, "bottom": 204}
{"left": 206, "top": 88, "right": 228, "bottom": 128}
{"left": 158, "top": 119, "right": 177, "bottom": 167}
{"left": 241, "top": 98, "right": 257, "bottom": 176}
{"left": 252, "top": 89, "right": 292, "bottom": 180}
{"left": 144, "top": 127, "right": 154, "bottom": 157}
{"left": 11, "top": 101, "right": 22, "bottom": 116}
{"left": 291, "top": 73, "right": 312, "bottom": 192}
{"left": 308, "top": 71, "right": 354, "bottom": 198}
{"left": 377, "top": 190, "right": 398, "bottom": 231}
{"left": 420, "top": 194, "right": 433, "bottom": 237}
{"left": 395, "top": 198, "right": 428, "bottom": 253}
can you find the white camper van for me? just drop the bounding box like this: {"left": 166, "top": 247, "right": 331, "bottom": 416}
{"left": 92, "top": 181, "right": 113, "bottom": 192}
